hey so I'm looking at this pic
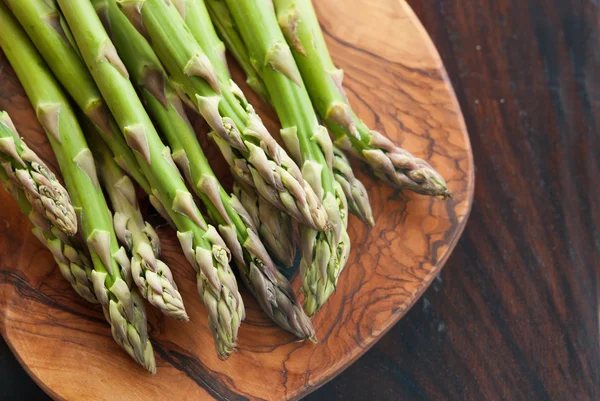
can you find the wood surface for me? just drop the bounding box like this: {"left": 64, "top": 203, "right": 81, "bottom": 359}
{"left": 304, "top": 0, "right": 600, "bottom": 400}
{"left": 2, "top": 0, "right": 598, "bottom": 400}
{"left": 0, "top": 0, "right": 473, "bottom": 400}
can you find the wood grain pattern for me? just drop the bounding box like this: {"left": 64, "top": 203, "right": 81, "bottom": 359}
{"left": 0, "top": 0, "right": 473, "bottom": 400}
{"left": 305, "top": 0, "right": 600, "bottom": 400}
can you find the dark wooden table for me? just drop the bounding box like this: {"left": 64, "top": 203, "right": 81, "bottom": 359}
{"left": 1, "top": 0, "right": 598, "bottom": 400}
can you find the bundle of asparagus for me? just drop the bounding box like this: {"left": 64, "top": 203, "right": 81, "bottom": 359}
{"left": 0, "top": 0, "right": 451, "bottom": 373}
{"left": 8, "top": 0, "right": 188, "bottom": 322}
{"left": 178, "top": 0, "right": 298, "bottom": 266}
{"left": 55, "top": 0, "right": 244, "bottom": 360}
{"left": 95, "top": 0, "right": 313, "bottom": 339}
{"left": 220, "top": 0, "right": 352, "bottom": 316}
{"left": 0, "top": 5, "right": 155, "bottom": 371}
{"left": 114, "top": 0, "right": 328, "bottom": 233}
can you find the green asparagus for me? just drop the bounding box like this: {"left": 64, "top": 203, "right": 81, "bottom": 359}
{"left": 0, "top": 111, "right": 77, "bottom": 236}
{"left": 205, "top": 0, "right": 375, "bottom": 225}
{"left": 115, "top": 0, "right": 328, "bottom": 232}
{"left": 203, "top": 0, "right": 270, "bottom": 102}
{"left": 0, "top": 5, "right": 155, "bottom": 371}
{"left": 87, "top": 128, "right": 189, "bottom": 321}
{"left": 332, "top": 147, "right": 374, "bottom": 226}
{"left": 57, "top": 0, "right": 244, "bottom": 358}
{"left": 6, "top": 0, "right": 152, "bottom": 196}
{"left": 0, "top": 146, "right": 96, "bottom": 304}
{"left": 96, "top": 0, "right": 314, "bottom": 339}
{"left": 273, "top": 0, "right": 450, "bottom": 198}
{"left": 223, "top": 0, "right": 352, "bottom": 315}
{"left": 186, "top": 0, "right": 304, "bottom": 255}
{"left": 233, "top": 180, "right": 296, "bottom": 268}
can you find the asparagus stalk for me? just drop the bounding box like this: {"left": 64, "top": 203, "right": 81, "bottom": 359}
{"left": 273, "top": 0, "right": 450, "bottom": 198}
{"left": 87, "top": 128, "right": 188, "bottom": 321}
{"left": 203, "top": 0, "right": 271, "bottom": 102}
{"left": 57, "top": 0, "right": 244, "bottom": 358}
{"left": 115, "top": 0, "right": 328, "bottom": 232}
{"left": 96, "top": 0, "right": 314, "bottom": 339}
{"left": 6, "top": 0, "right": 152, "bottom": 196}
{"left": 223, "top": 0, "right": 352, "bottom": 316}
{"left": 233, "top": 180, "right": 296, "bottom": 268}
{"left": 0, "top": 111, "right": 77, "bottom": 236}
{"left": 0, "top": 147, "right": 97, "bottom": 304}
{"left": 0, "top": 5, "right": 155, "bottom": 371}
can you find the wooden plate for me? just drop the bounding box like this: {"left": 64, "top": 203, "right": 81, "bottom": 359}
{"left": 0, "top": 0, "right": 473, "bottom": 400}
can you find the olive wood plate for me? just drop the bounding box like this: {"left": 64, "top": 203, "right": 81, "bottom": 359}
{"left": 0, "top": 0, "right": 474, "bottom": 399}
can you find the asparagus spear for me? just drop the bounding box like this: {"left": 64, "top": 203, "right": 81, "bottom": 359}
{"left": 233, "top": 180, "right": 296, "bottom": 268}
{"left": 222, "top": 0, "right": 352, "bottom": 316}
{"left": 0, "top": 5, "right": 155, "bottom": 371}
{"left": 57, "top": 0, "right": 244, "bottom": 358}
{"left": 273, "top": 0, "right": 450, "bottom": 198}
{"left": 0, "top": 147, "right": 97, "bottom": 304}
{"left": 204, "top": 0, "right": 375, "bottom": 226}
{"left": 6, "top": 0, "right": 152, "bottom": 196}
{"left": 0, "top": 111, "right": 77, "bottom": 236}
{"left": 115, "top": 0, "right": 328, "bottom": 232}
{"left": 95, "top": 0, "right": 314, "bottom": 339}
{"left": 87, "top": 128, "right": 188, "bottom": 321}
